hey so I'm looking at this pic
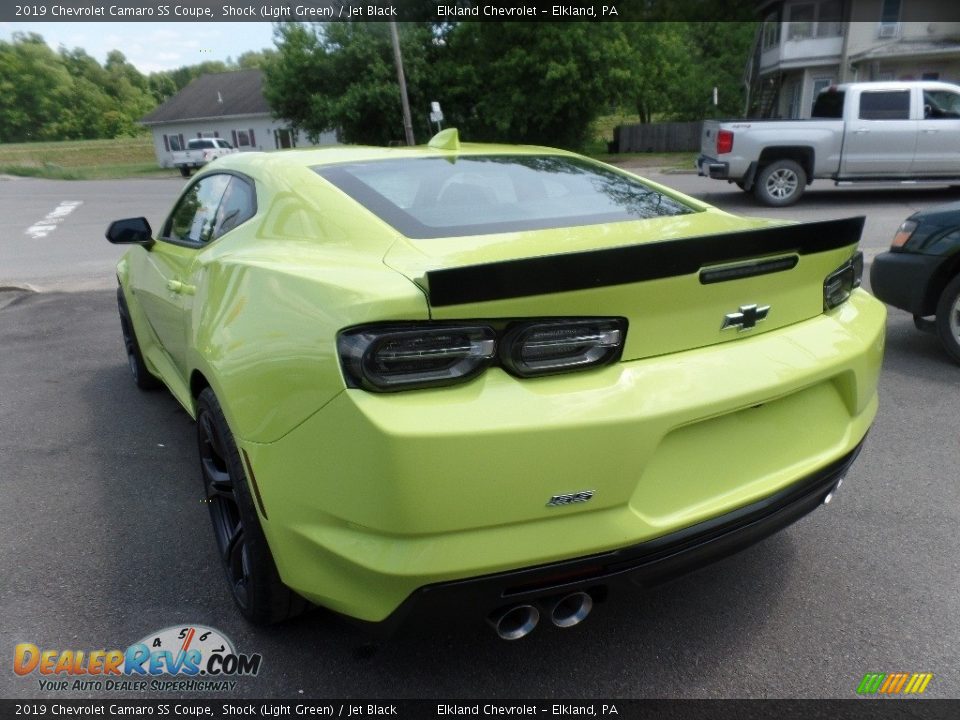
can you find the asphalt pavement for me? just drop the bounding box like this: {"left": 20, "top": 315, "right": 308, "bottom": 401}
{"left": 1, "top": 173, "right": 959, "bottom": 700}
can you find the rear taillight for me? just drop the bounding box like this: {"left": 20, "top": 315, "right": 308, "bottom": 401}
{"left": 338, "top": 318, "right": 627, "bottom": 392}
{"left": 716, "top": 130, "right": 734, "bottom": 155}
{"left": 338, "top": 325, "right": 496, "bottom": 392}
{"left": 499, "top": 319, "right": 625, "bottom": 378}
{"left": 823, "top": 252, "right": 863, "bottom": 310}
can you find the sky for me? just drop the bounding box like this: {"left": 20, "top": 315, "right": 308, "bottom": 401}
{"left": 0, "top": 22, "right": 277, "bottom": 73}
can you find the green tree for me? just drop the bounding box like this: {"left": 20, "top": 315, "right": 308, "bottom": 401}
{"left": 266, "top": 21, "right": 632, "bottom": 150}
{"left": 439, "top": 23, "right": 633, "bottom": 148}
{"left": 0, "top": 33, "right": 75, "bottom": 142}
{"left": 265, "top": 22, "right": 438, "bottom": 145}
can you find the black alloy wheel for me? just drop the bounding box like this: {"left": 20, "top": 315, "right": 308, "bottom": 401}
{"left": 196, "top": 388, "right": 307, "bottom": 624}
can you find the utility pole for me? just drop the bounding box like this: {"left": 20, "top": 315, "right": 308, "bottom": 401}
{"left": 389, "top": 21, "right": 416, "bottom": 146}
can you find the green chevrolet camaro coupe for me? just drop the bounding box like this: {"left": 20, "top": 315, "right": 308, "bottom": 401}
{"left": 106, "top": 130, "right": 884, "bottom": 638}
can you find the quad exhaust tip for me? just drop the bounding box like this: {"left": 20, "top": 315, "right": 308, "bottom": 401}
{"left": 548, "top": 591, "right": 593, "bottom": 628}
{"left": 488, "top": 604, "right": 540, "bottom": 641}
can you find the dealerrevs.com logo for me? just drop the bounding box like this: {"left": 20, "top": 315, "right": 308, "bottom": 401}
{"left": 14, "top": 625, "right": 262, "bottom": 692}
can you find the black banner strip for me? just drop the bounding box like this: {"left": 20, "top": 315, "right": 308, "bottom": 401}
{"left": 0, "top": 699, "right": 956, "bottom": 719}
{"left": 426, "top": 216, "right": 865, "bottom": 307}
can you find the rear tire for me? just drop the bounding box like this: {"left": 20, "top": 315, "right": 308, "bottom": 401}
{"left": 196, "top": 388, "right": 308, "bottom": 624}
{"left": 178, "top": 166, "right": 191, "bottom": 178}
{"left": 117, "top": 288, "right": 161, "bottom": 390}
{"left": 935, "top": 274, "right": 960, "bottom": 365}
{"left": 754, "top": 159, "right": 806, "bottom": 207}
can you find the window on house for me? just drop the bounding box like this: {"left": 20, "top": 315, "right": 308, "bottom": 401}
{"left": 878, "top": 0, "right": 901, "bottom": 37}
{"left": 786, "top": 82, "right": 802, "bottom": 118}
{"left": 817, "top": 0, "right": 843, "bottom": 37}
{"left": 859, "top": 90, "right": 910, "bottom": 120}
{"left": 880, "top": 0, "right": 900, "bottom": 24}
{"left": 167, "top": 134, "right": 185, "bottom": 152}
{"left": 762, "top": 12, "right": 780, "bottom": 50}
{"left": 787, "top": 1, "right": 843, "bottom": 40}
{"left": 787, "top": 3, "right": 815, "bottom": 40}
{"left": 231, "top": 129, "right": 257, "bottom": 148}
{"left": 810, "top": 78, "right": 836, "bottom": 116}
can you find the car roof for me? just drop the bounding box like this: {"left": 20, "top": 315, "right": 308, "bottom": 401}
{"left": 210, "top": 137, "right": 578, "bottom": 174}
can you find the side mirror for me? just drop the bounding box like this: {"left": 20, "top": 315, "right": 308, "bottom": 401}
{"left": 106, "top": 217, "right": 153, "bottom": 246}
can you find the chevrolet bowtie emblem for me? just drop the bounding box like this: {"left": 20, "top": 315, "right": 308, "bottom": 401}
{"left": 721, "top": 304, "right": 770, "bottom": 331}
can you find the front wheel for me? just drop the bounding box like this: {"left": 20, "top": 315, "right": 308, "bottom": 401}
{"left": 117, "top": 288, "right": 161, "bottom": 390}
{"left": 754, "top": 159, "right": 807, "bottom": 206}
{"left": 935, "top": 274, "right": 960, "bottom": 365}
{"left": 196, "top": 388, "right": 307, "bottom": 624}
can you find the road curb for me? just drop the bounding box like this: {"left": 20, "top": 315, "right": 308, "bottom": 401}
{"left": 0, "top": 284, "right": 39, "bottom": 310}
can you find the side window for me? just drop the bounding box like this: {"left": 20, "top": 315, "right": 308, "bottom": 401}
{"left": 858, "top": 91, "right": 910, "bottom": 120}
{"left": 923, "top": 91, "right": 960, "bottom": 119}
{"left": 164, "top": 174, "right": 231, "bottom": 245}
{"left": 811, "top": 89, "right": 844, "bottom": 118}
{"left": 212, "top": 177, "right": 257, "bottom": 240}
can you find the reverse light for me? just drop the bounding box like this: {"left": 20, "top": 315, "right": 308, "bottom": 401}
{"left": 338, "top": 325, "right": 496, "bottom": 392}
{"left": 891, "top": 219, "right": 917, "bottom": 249}
{"left": 716, "top": 130, "right": 734, "bottom": 155}
{"left": 499, "top": 319, "right": 626, "bottom": 377}
{"left": 823, "top": 252, "right": 863, "bottom": 310}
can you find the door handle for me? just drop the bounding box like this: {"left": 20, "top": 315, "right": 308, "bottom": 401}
{"left": 853, "top": 128, "right": 870, "bottom": 134}
{"left": 922, "top": 129, "right": 938, "bottom": 134}
{"left": 166, "top": 280, "right": 196, "bottom": 295}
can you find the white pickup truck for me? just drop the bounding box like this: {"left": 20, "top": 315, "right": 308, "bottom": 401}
{"left": 171, "top": 138, "right": 237, "bottom": 178}
{"left": 697, "top": 81, "right": 960, "bottom": 206}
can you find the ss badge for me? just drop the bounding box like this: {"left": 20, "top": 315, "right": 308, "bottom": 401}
{"left": 547, "top": 490, "right": 595, "bottom": 507}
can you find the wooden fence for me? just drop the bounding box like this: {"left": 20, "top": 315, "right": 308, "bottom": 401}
{"left": 613, "top": 121, "right": 703, "bottom": 153}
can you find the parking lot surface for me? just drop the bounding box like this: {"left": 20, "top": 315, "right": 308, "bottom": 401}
{"left": 1, "top": 174, "right": 958, "bottom": 699}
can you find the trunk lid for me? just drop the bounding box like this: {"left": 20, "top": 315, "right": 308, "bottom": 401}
{"left": 384, "top": 209, "right": 863, "bottom": 362}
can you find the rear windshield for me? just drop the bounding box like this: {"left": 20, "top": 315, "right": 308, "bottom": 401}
{"left": 812, "top": 90, "right": 845, "bottom": 118}
{"left": 188, "top": 139, "right": 216, "bottom": 149}
{"left": 315, "top": 155, "right": 695, "bottom": 238}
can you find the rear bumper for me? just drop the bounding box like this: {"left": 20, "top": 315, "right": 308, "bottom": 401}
{"left": 870, "top": 250, "right": 943, "bottom": 316}
{"left": 697, "top": 155, "right": 729, "bottom": 179}
{"left": 372, "top": 439, "right": 863, "bottom": 634}
{"left": 240, "top": 291, "right": 885, "bottom": 623}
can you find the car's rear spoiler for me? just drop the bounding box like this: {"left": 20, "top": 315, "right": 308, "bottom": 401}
{"left": 425, "top": 216, "right": 865, "bottom": 307}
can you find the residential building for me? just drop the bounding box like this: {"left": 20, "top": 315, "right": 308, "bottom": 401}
{"left": 745, "top": 0, "right": 960, "bottom": 118}
{"left": 140, "top": 69, "right": 337, "bottom": 168}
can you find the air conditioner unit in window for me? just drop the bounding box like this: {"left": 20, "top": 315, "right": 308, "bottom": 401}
{"left": 878, "top": 24, "right": 899, "bottom": 39}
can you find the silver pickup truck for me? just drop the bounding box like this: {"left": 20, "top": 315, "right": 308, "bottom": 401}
{"left": 697, "top": 81, "right": 960, "bottom": 206}
{"left": 171, "top": 137, "right": 237, "bottom": 178}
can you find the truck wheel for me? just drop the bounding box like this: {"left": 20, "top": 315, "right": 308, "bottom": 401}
{"left": 179, "top": 166, "right": 191, "bottom": 178}
{"left": 754, "top": 160, "right": 806, "bottom": 207}
{"left": 935, "top": 274, "right": 960, "bottom": 365}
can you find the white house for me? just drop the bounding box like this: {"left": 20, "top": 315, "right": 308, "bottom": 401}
{"left": 140, "top": 68, "right": 337, "bottom": 168}
{"left": 746, "top": 0, "right": 960, "bottom": 118}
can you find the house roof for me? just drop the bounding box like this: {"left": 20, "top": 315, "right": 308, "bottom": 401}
{"left": 849, "top": 40, "right": 960, "bottom": 64}
{"left": 140, "top": 69, "right": 272, "bottom": 125}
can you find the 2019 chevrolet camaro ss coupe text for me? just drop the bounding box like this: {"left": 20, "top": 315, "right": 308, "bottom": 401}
{"left": 106, "top": 130, "right": 884, "bottom": 638}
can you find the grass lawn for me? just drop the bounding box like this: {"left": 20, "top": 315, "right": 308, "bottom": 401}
{"left": 0, "top": 136, "right": 178, "bottom": 180}
{"left": 0, "top": 123, "right": 695, "bottom": 181}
